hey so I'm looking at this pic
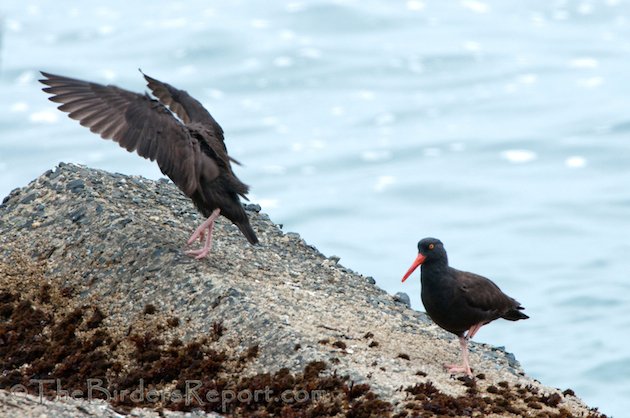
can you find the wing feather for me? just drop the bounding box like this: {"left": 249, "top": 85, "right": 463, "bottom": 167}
{"left": 39, "top": 71, "right": 217, "bottom": 196}
{"left": 456, "top": 271, "right": 514, "bottom": 316}
{"left": 140, "top": 71, "right": 225, "bottom": 142}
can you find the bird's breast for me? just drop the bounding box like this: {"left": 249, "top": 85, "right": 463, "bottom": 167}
{"left": 420, "top": 279, "right": 470, "bottom": 335}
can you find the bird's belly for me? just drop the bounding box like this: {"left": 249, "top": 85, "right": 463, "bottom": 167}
{"left": 421, "top": 291, "right": 477, "bottom": 336}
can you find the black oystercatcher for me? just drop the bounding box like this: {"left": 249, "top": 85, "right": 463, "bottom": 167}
{"left": 39, "top": 71, "right": 258, "bottom": 259}
{"left": 401, "top": 238, "right": 528, "bottom": 376}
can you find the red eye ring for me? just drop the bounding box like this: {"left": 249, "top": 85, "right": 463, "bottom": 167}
{"left": 428, "top": 243, "right": 435, "bottom": 250}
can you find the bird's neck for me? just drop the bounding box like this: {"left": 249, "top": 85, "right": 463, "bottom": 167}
{"left": 420, "top": 258, "right": 450, "bottom": 285}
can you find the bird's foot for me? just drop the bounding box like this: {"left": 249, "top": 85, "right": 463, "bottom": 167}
{"left": 187, "top": 209, "right": 220, "bottom": 245}
{"left": 185, "top": 229, "right": 213, "bottom": 259}
{"left": 444, "top": 363, "right": 473, "bottom": 377}
{"left": 186, "top": 225, "right": 213, "bottom": 259}
{"left": 186, "top": 209, "right": 220, "bottom": 259}
{"left": 188, "top": 225, "right": 206, "bottom": 246}
{"left": 185, "top": 246, "right": 211, "bottom": 259}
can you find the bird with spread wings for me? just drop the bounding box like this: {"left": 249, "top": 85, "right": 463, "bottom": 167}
{"left": 40, "top": 71, "right": 258, "bottom": 259}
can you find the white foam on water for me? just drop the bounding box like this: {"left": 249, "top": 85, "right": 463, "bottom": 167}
{"left": 251, "top": 19, "right": 270, "bottom": 29}
{"left": 100, "top": 69, "right": 117, "bottom": 81}
{"left": 373, "top": 176, "right": 396, "bottom": 193}
{"left": 462, "top": 40, "right": 482, "bottom": 52}
{"left": 29, "top": 110, "right": 59, "bottom": 124}
{"left": 10, "top": 102, "right": 29, "bottom": 112}
{"left": 258, "top": 198, "right": 279, "bottom": 210}
{"left": 361, "top": 150, "right": 392, "bottom": 162}
{"left": 331, "top": 106, "right": 345, "bottom": 117}
{"left": 6, "top": 19, "right": 23, "bottom": 32}
{"left": 565, "top": 156, "right": 587, "bottom": 168}
{"left": 407, "top": 1, "right": 426, "bottom": 11}
{"left": 569, "top": 58, "right": 599, "bottom": 69}
{"left": 517, "top": 74, "right": 538, "bottom": 84}
{"left": 273, "top": 56, "right": 294, "bottom": 67}
{"left": 501, "top": 149, "right": 537, "bottom": 163}
{"left": 98, "top": 25, "right": 115, "bottom": 35}
{"left": 460, "top": 0, "right": 490, "bottom": 13}
{"left": 357, "top": 90, "right": 375, "bottom": 101}
{"left": 16, "top": 71, "right": 35, "bottom": 85}
{"left": 577, "top": 77, "right": 604, "bottom": 88}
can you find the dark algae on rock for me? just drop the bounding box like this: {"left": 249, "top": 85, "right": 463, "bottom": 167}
{"left": 0, "top": 257, "right": 389, "bottom": 417}
{"left": 0, "top": 164, "right": 605, "bottom": 417}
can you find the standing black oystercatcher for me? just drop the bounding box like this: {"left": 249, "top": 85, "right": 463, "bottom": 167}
{"left": 39, "top": 71, "right": 258, "bottom": 259}
{"left": 401, "top": 238, "right": 528, "bottom": 376}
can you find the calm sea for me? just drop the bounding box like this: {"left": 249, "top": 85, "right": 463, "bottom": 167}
{"left": 1, "top": 1, "right": 629, "bottom": 415}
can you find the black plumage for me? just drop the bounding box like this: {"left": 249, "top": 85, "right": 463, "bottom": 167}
{"left": 40, "top": 71, "right": 258, "bottom": 258}
{"left": 402, "top": 237, "right": 528, "bottom": 375}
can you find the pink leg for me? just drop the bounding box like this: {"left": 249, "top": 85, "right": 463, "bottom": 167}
{"left": 444, "top": 336, "right": 473, "bottom": 376}
{"left": 185, "top": 209, "right": 220, "bottom": 259}
{"left": 186, "top": 226, "right": 214, "bottom": 259}
{"left": 187, "top": 209, "right": 220, "bottom": 245}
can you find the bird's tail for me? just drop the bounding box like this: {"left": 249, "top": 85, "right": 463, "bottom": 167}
{"left": 236, "top": 221, "right": 259, "bottom": 245}
{"left": 502, "top": 306, "right": 529, "bottom": 321}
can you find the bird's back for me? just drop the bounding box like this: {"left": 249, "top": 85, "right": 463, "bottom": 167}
{"left": 421, "top": 266, "right": 527, "bottom": 336}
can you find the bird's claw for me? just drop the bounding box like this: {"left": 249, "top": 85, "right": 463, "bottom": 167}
{"left": 185, "top": 248, "right": 210, "bottom": 259}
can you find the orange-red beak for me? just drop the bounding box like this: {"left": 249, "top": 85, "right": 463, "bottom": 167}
{"left": 401, "top": 253, "right": 426, "bottom": 282}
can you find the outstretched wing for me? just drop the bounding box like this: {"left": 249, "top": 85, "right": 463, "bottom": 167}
{"left": 140, "top": 71, "right": 224, "bottom": 138}
{"left": 39, "top": 71, "right": 219, "bottom": 195}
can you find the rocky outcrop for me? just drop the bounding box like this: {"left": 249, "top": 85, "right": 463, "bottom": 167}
{"left": 0, "top": 163, "right": 603, "bottom": 417}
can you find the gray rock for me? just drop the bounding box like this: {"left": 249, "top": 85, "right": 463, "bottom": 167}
{"left": 68, "top": 207, "right": 87, "bottom": 223}
{"left": 66, "top": 179, "right": 85, "bottom": 192}
{"left": 47, "top": 168, "right": 63, "bottom": 179}
{"left": 244, "top": 203, "right": 262, "bottom": 212}
{"left": 19, "top": 192, "right": 37, "bottom": 204}
{"left": 393, "top": 292, "right": 411, "bottom": 308}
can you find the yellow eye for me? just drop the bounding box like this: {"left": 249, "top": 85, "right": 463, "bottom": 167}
{"left": 428, "top": 243, "right": 435, "bottom": 250}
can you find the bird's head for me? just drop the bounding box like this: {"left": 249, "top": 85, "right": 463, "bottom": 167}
{"left": 401, "top": 237, "right": 446, "bottom": 282}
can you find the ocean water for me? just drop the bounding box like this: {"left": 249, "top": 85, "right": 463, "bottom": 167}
{"left": 1, "top": 1, "right": 629, "bottom": 415}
